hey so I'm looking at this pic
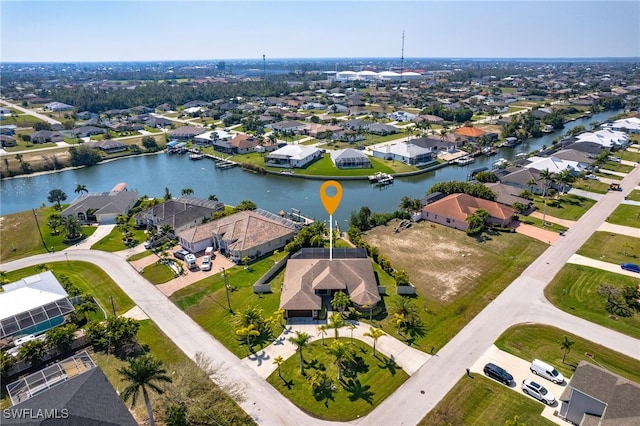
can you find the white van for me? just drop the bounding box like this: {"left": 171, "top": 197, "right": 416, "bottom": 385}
{"left": 185, "top": 254, "right": 198, "bottom": 269}
{"left": 530, "top": 359, "right": 564, "bottom": 384}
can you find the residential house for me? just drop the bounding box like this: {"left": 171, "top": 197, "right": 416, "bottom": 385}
{"left": 552, "top": 149, "right": 596, "bottom": 165}
{"left": 371, "top": 142, "right": 433, "bottom": 165}
{"left": 168, "top": 126, "right": 205, "bottom": 140}
{"left": 420, "top": 193, "right": 515, "bottom": 231}
{"left": 0, "top": 135, "right": 17, "bottom": 147}
{"left": 70, "top": 126, "right": 105, "bottom": 138}
{"left": 0, "top": 271, "right": 74, "bottom": 340}
{"left": 454, "top": 126, "right": 486, "bottom": 141}
{"left": 61, "top": 183, "right": 138, "bottom": 224}
{"left": 229, "top": 134, "right": 259, "bottom": 153}
{"left": 575, "top": 129, "right": 629, "bottom": 150}
{"left": 604, "top": 117, "right": 640, "bottom": 134}
{"left": 5, "top": 353, "right": 137, "bottom": 425}
{"left": 43, "top": 101, "right": 74, "bottom": 112}
{"left": 279, "top": 248, "right": 381, "bottom": 319}
{"left": 367, "top": 123, "right": 398, "bottom": 135}
{"left": 178, "top": 209, "right": 299, "bottom": 262}
{"left": 389, "top": 111, "right": 417, "bottom": 121}
{"left": 484, "top": 182, "right": 533, "bottom": 210}
{"left": 134, "top": 196, "right": 224, "bottom": 234}
{"left": 330, "top": 149, "right": 372, "bottom": 169}
{"left": 558, "top": 361, "right": 640, "bottom": 425}
{"left": 265, "top": 145, "right": 322, "bottom": 168}
{"left": 30, "top": 130, "right": 63, "bottom": 144}
{"left": 144, "top": 116, "right": 174, "bottom": 129}
{"left": 266, "top": 120, "right": 306, "bottom": 133}
{"left": 499, "top": 167, "right": 546, "bottom": 195}
{"left": 194, "top": 130, "right": 233, "bottom": 146}
{"left": 88, "top": 139, "right": 127, "bottom": 153}
{"left": 524, "top": 156, "right": 587, "bottom": 174}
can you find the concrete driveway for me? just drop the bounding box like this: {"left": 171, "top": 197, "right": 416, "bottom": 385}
{"left": 471, "top": 345, "right": 567, "bottom": 425}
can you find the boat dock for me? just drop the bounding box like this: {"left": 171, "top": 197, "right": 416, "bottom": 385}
{"left": 368, "top": 172, "right": 394, "bottom": 184}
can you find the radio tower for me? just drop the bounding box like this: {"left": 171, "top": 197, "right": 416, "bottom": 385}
{"left": 400, "top": 30, "right": 405, "bottom": 85}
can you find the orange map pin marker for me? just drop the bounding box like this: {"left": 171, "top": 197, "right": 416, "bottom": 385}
{"left": 320, "top": 180, "right": 342, "bottom": 215}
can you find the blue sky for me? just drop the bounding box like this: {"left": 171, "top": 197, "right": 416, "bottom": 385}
{"left": 1, "top": 1, "right": 639, "bottom": 62}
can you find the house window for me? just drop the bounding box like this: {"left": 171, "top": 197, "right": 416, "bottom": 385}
{"left": 424, "top": 212, "right": 429, "bottom": 217}
{"left": 446, "top": 218, "right": 452, "bottom": 223}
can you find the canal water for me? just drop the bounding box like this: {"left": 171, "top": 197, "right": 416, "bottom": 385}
{"left": 0, "top": 109, "right": 621, "bottom": 224}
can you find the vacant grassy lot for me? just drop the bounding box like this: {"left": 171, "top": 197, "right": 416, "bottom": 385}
{"left": 620, "top": 149, "right": 640, "bottom": 163}
{"left": 143, "top": 263, "right": 175, "bottom": 284}
{"left": 0, "top": 207, "right": 97, "bottom": 263}
{"left": 266, "top": 339, "right": 409, "bottom": 421}
{"left": 571, "top": 178, "right": 610, "bottom": 194}
{"left": 363, "top": 220, "right": 547, "bottom": 351}
{"left": 496, "top": 324, "right": 640, "bottom": 383}
{"left": 626, "top": 189, "right": 640, "bottom": 202}
{"left": 545, "top": 264, "right": 640, "bottom": 339}
{"left": 531, "top": 194, "right": 596, "bottom": 221}
{"left": 91, "top": 223, "right": 147, "bottom": 252}
{"left": 577, "top": 231, "right": 640, "bottom": 264}
{"left": 418, "top": 375, "right": 554, "bottom": 426}
{"left": 4, "top": 261, "right": 134, "bottom": 316}
{"left": 606, "top": 203, "right": 640, "bottom": 228}
{"left": 602, "top": 162, "right": 634, "bottom": 174}
{"left": 171, "top": 253, "right": 288, "bottom": 357}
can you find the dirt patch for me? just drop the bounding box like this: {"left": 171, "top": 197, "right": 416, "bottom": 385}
{"left": 363, "top": 220, "right": 495, "bottom": 302}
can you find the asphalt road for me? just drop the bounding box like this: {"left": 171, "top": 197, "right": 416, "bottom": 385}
{"left": 2, "top": 166, "right": 639, "bottom": 425}
{"left": 0, "top": 100, "right": 62, "bottom": 125}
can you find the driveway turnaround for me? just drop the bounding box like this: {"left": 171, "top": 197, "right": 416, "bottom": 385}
{"left": 2, "top": 167, "right": 639, "bottom": 425}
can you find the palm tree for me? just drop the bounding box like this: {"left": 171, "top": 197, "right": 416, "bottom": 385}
{"left": 287, "top": 331, "right": 311, "bottom": 375}
{"left": 328, "top": 312, "right": 345, "bottom": 340}
{"left": 539, "top": 168, "right": 555, "bottom": 227}
{"left": 236, "top": 324, "right": 260, "bottom": 352}
{"left": 363, "top": 326, "right": 386, "bottom": 356}
{"left": 317, "top": 325, "right": 328, "bottom": 346}
{"left": 331, "top": 291, "right": 351, "bottom": 317}
{"left": 560, "top": 336, "right": 575, "bottom": 364}
{"left": 74, "top": 184, "right": 88, "bottom": 194}
{"left": 181, "top": 188, "right": 194, "bottom": 196}
{"left": 526, "top": 178, "right": 538, "bottom": 194}
{"left": 208, "top": 194, "right": 219, "bottom": 201}
{"left": 327, "top": 341, "right": 351, "bottom": 381}
{"left": 62, "top": 215, "right": 82, "bottom": 240}
{"left": 118, "top": 354, "right": 172, "bottom": 426}
{"left": 555, "top": 169, "right": 575, "bottom": 195}
{"left": 273, "top": 355, "right": 284, "bottom": 379}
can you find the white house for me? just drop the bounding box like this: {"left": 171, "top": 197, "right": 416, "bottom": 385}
{"left": 43, "top": 102, "right": 74, "bottom": 112}
{"left": 524, "top": 156, "right": 587, "bottom": 174}
{"left": 371, "top": 142, "right": 433, "bottom": 166}
{"left": 575, "top": 129, "right": 629, "bottom": 149}
{"left": 265, "top": 145, "right": 322, "bottom": 168}
{"left": 603, "top": 117, "right": 640, "bottom": 134}
{"left": 193, "top": 130, "right": 233, "bottom": 145}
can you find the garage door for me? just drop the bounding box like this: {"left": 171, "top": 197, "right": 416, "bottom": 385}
{"left": 287, "top": 310, "right": 312, "bottom": 318}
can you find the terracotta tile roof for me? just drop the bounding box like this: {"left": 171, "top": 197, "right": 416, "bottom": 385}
{"left": 422, "top": 193, "right": 514, "bottom": 222}
{"left": 455, "top": 126, "right": 486, "bottom": 137}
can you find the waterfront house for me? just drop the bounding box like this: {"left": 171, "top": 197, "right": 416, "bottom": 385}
{"left": 265, "top": 145, "right": 322, "bottom": 168}
{"left": 177, "top": 209, "right": 299, "bottom": 262}
{"left": 169, "top": 125, "right": 206, "bottom": 140}
{"left": 194, "top": 130, "right": 233, "bottom": 146}
{"left": 134, "top": 196, "right": 224, "bottom": 234}
{"left": 575, "top": 129, "right": 629, "bottom": 149}
{"left": 30, "top": 130, "right": 63, "bottom": 144}
{"left": 558, "top": 361, "right": 640, "bottom": 425}
{"left": 330, "top": 149, "right": 372, "bottom": 169}
{"left": 524, "top": 156, "right": 587, "bottom": 174}
{"left": 280, "top": 248, "right": 380, "bottom": 319}
{"left": 420, "top": 193, "right": 515, "bottom": 231}
{"left": 499, "top": 167, "right": 546, "bottom": 195}
{"left": 61, "top": 184, "right": 138, "bottom": 224}
{"left": 87, "top": 139, "right": 127, "bottom": 153}
{"left": 371, "top": 142, "right": 433, "bottom": 166}
{"left": 604, "top": 117, "right": 640, "bottom": 134}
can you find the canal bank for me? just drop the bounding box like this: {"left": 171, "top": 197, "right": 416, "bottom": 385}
{"left": 0, "top": 109, "right": 623, "bottom": 223}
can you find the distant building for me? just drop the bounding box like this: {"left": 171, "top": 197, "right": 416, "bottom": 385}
{"left": 43, "top": 101, "right": 74, "bottom": 112}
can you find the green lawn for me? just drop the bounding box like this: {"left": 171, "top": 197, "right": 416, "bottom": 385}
{"left": 171, "top": 252, "right": 288, "bottom": 357}
{"left": 495, "top": 324, "right": 640, "bottom": 384}
{"left": 577, "top": 231, "right": 640, "bottom": 264}
{"left": 570, "top": 178, "right": 610, "bottom": 194}
{"left": 143, "top": 262, "right": 175, "bottom": 284}
{"left": 3, "top": 141, "right": 58, "bottom": 152}
{"left": 625, "top": 190, "right": 640, "bottom": 202}
{"left": 4, "top": 261, "right": 135, "bottom": 316}
{"left": 620, "top": 150, "right": 640, "bottom": 163}
{"left": 519, "top": 215, "right": 568, "bottom": 233}
{"left": 127, "top": 251, "right": 153, "bottom": 261}
{"left": 606, "top": 203, "right": 640, "bottom": 228}
{"left": 266, "top": 339, "right": 409, "bottom": 421}
{"left": 230, "top": 152, "right": 417, "bottom": 176}
{"left": 545, "top": 264, "right": 640, "bottom": 339}
{"left": 531, "top": 194, "right": 596, "bottom": 221}
{"left": 1, "top": 207, "right": 97, "bottom": 263}
{"left": 418, "top": 376, "right": 554, "bottom": 426}
{"left": 602, "top": 162, "right": 634, "bottom": 174}
{"left": 91, "top": 223, "right": 147, "bottom": 252}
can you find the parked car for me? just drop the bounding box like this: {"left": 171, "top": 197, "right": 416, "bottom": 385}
{"left": 483, "top": 363, "right": 513, "bottom": 385}
{"left": 621, "top": 263, "right": 640, "bottom": 273}
{"left": 201, "top": 255, "right": 212, "bottom": 271}
{"left": 205, "top": 246, "right": 214, "bottom": 257}
{"left": 173, "top": 249, "right": 190, "bottom": 260}
{"left": 609, "top": 156, "right": 621, "bottom": 163}
{"left": 584, "top": 174, "right": 599, "bottom": 180}
{"left": 184, "top": 254, "right": 197, "bottom": 269}
{"left": 530, "top": 359, "right": 564, "bottom": 384}
{"left": 521, "top": 379, "right": 556, "bottom": 405}
{"left": 144, "top": 240, "right": 153, "bottom": 249}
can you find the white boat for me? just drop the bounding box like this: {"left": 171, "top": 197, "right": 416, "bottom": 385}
{"left": 454, "top": 156, "right": 475, "bottom": 165}
{"left": 189, "top": 153, "right": 204, "bottom": 160}
{"left": 492, "top": 158, "right": 509, "bottom": 169}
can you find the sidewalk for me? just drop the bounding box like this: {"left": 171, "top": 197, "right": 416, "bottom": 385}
{"left": 64, "top": 224, "right": 116, "bottom": 251}
{"left": 242, "top": 320, "right": 430, "bottom": 379}
{"left": 529, "top": 212, "right": 576, "bottom": 228}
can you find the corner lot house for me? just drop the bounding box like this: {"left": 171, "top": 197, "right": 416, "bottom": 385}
{"left": 178, "top": 209, "right": 300, "bottom": 262}
{"left": 0, "top": 271, "right": 74, "bottom": 340}
{"left": 420, "top": 193, "right": 515, "bottom": 231}
{"left": 559, "top": 361, "right": 640, "bottom": 425}
{"left": 265, "top": 145, "right": 322, "bottom": 168}
{"left": 61, "top": 183, "right": 138, "bottom": 224}
{"left": 280, "top": 248, "right": 381, "bottom": 319}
